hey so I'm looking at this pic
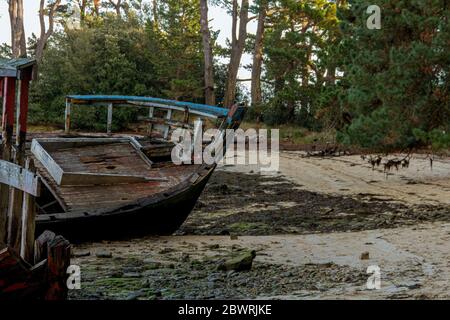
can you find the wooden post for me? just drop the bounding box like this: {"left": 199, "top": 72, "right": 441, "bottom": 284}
{"left": 0, "top": 77, "right": 16, "bottom": 246}
{"left": 64, "top": 100, "right": 71, "bottom": 134}
{"left": 8, "top": 70, "right": 32, "bottom": 253}
{"left": 107, "top": 103, "right": 113, "bottom": 135}
{"left": 34, "top": 230, "right": 55, "bottom": 265}
{"left": 16, "top": 70, "right": 31, "bottom": 160}
{"left": 164, "top": 109, "right": 173, "bottom": 139}
{"left": 192, "top": 118, "right": 203, "bottom": 164}
{"left": 45, "top": 235, "right": 71, "bottom": 300}
{"left": 20, "top": 158, "right": 37, "bottom": 263}
{"left": 148, "top": 106, "right": 154, "bottom": 135}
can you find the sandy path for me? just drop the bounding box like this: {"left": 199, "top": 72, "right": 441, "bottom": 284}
{"left": 280, "top": 153, "right": 450, "bottom": 206}
{"left": 222, "top": 152, "right": 450, "bottom": 206}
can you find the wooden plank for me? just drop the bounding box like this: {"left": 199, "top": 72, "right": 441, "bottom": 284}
{"left": 8, "top": 189, "right": 23, "bottom": 253}
{"left": 129, "top": 137, "right": 153, "bottom": 167}
{"left": 1, "top": 77, "right": 15, "bottom": 247}
{"left": 35, "top": 137, "right": 130, "bottom": 151}
{"left": 33, "top": 166, "right": 68, "bottom": 212}
{"left": 60, "top": 172, "right": 167, "bottom": 186}
{"left": 31, "top": 139, "right": 65, "bottom": 185}
{"left": 7, "top": 74, "right": 32, "bottom": 253}
{"left": 126, "top": 100, "right": 219, "bottom": 119}
{"left": 20, "top": 159, "right": 37, "bottom": 264}
{"left": 107, "top": 103, "right": 113, "bottom": 135}
{"left": 144, "top": 117, "right": 193, "bottom": 130}
{"left": 34, "top": 230, "right": 55, "bottom": 265}
{"left": 141, "top": 143, "right": 175, "bottom": 159}
{"left": 0, "top": 160, "right": 40, "bottom": 197}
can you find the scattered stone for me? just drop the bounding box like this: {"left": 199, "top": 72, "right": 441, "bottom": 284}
{"left": 227, "top": 270, "right": 237, "bottom": 278}
{"left": 143, "top": 258, "right": 162, "bottom": 268}
{"left": 196, "top": 201, "right": 206, "bottom": 208}
{"left": 158, "top": 248, "right": 174, "bottom": 254}
{"left": 141, "top": 279, "right": 151, "bottom": 288}
{"left": 72, "top": 250, "right": 91, "bottom": 258}
{"left": 218, "top": 250, "right": 256, "bottom": 272}
{"left": 360, "top": 252, "right": 370, "bottom": 260}
{"left": 230, "top": 235, "right": 239, "bottom": 240}
{"left": 208, "top": 244, "right": 220, "bottom": 250}
{"left": 217, "top": 184, "right": 229, "bottom": 194}
{"left": 123, "top": 272, "right": 142, "bottom": 278}
{"left": 126, "top": 290, "right": 146, "bottom": 300}
{"left": 181, "top": 253, "right": 190, "bottom": 262}
{"left": 96, "top": 251, "right": 113, "bottom": 258}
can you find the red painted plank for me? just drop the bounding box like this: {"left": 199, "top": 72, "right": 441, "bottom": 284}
{"left": 2, "top": 77, "right": 16, "bottom": 132}
{"left": 18, "top": 72, "right": 31, "bottom": 137}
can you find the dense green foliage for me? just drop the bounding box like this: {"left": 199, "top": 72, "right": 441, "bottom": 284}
{"left": 336, "top": 0, "right": 450, "bottom": 151}
{"left": 29, "top": 1, "right": 206, "bottom": 130}
{"left": 262, "top": 0, "right": 340, "bottom": 130}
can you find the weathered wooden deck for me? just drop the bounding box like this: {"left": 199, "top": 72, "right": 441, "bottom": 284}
{"left": 32, "top": 139, "right": 200, "bottom": 214}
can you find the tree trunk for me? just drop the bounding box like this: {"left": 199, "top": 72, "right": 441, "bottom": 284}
{"left": 8, "top": 0, "right": 27, "bottom": 58}
{"left": 152, "top": 0, "right": 159, "bottom": 31}
{"left": 200, "top": 0, "right": 215, "bottom": 106}
{"left": 251, "top": 0, "right": 267, "bottom": 108}
{"left": 223, "top": 0, "right": 249, "bottom": 108}
{"left": 79, "top": 0, "right": 87, "bottom": 21}
{"left": 109, "top": 0, "right": 122, "bottom": 15}
{"left": 36, "top": 0, "right": 61, "bottom": 65}
{"left": 93, "top": 0, "right": 100, "bottom": 16}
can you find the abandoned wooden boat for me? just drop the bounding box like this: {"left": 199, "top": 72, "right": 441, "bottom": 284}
{"left": 31, "top": 96, "right": 246, "bottom": 240}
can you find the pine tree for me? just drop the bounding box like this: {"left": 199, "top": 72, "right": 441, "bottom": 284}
{"left": 338, "top": 0, "right": 450, "bottom": 150}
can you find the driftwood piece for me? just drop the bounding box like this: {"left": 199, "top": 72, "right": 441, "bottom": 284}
{"left": 45, "top": 235, "right": 71, "bottom": 300}
{"left": 34, "top": 230, "right": 56, "bottom": 265}
{"left": 20, "top": 159, "right": 37, "bottom": 263}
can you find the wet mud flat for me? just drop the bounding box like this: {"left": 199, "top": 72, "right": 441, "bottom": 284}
{"left": 69, "top": 154, "right": 450, "bottom": 300}
{"left": 69, "top": 238, "right": 368, "bottom": 300}
{"left": 179, "top": 171, "right": 449, "bottom": 236}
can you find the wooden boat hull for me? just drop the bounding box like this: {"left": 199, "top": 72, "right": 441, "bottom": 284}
{"left": 35, "top": 165, "right": 215, "bottom": 242}
{"left": 29, "top": 96, "right": 246, "bottom": 241}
